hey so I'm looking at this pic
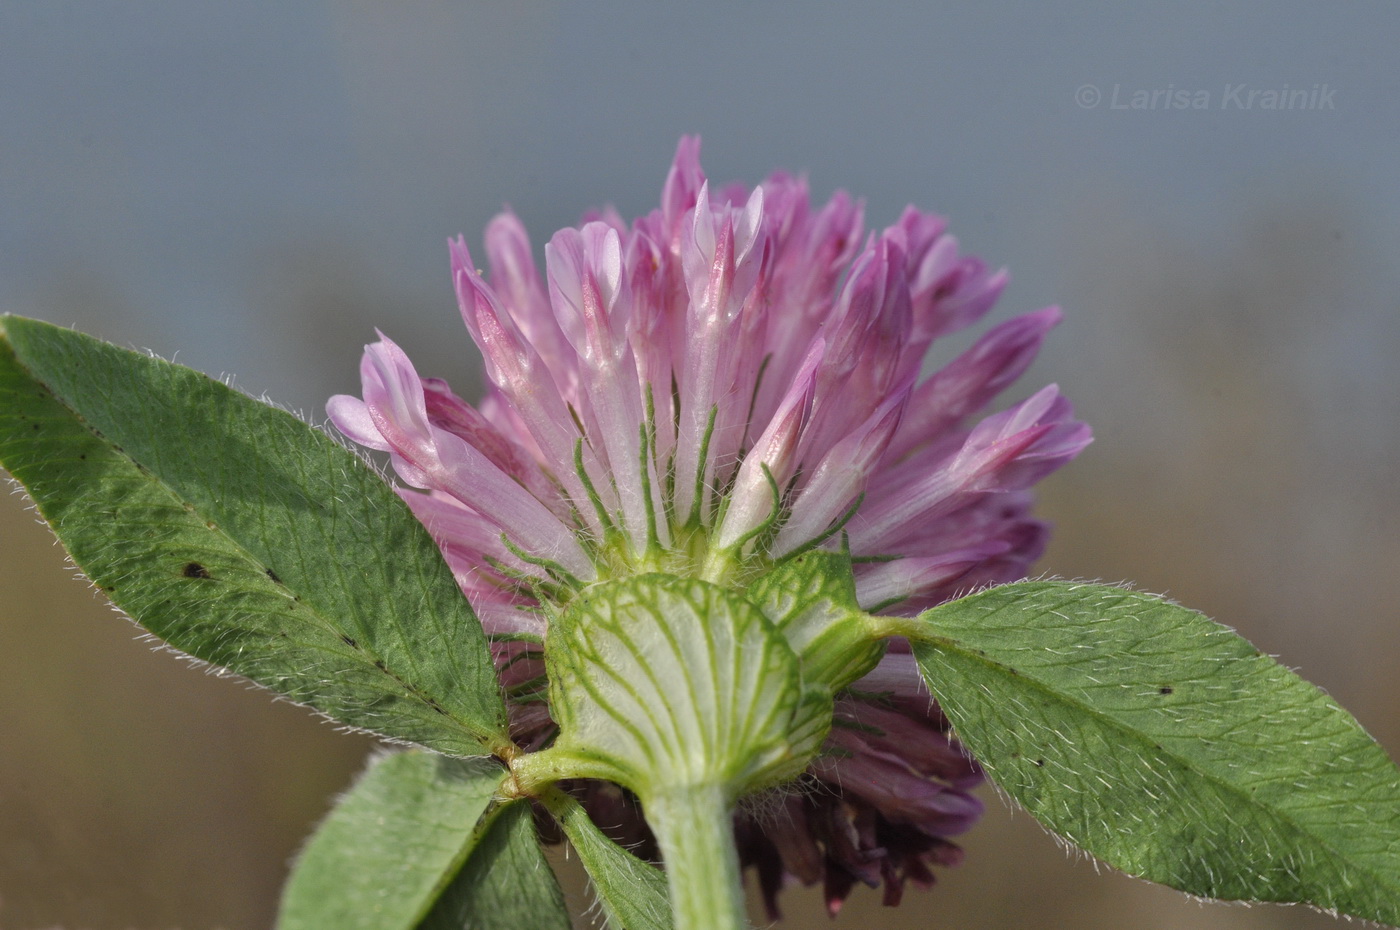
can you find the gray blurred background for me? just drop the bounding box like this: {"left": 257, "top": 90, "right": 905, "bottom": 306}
{"left": 2, "top": 3, "right": 1398, "bottom": 928}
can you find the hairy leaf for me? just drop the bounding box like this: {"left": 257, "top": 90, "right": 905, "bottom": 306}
{"left": 905, "top": 580, "right": 1400, "bottom": 924}
{"left": 278, "top": 751, "right": 506, "bottom": 930}
{"left": 419, "top": 800, "right": 571, "bottom": 930}
{"left": 0, "top": 316, "right": 507, "bottom": 755}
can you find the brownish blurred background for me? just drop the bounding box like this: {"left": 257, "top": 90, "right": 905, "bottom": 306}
{"left": 3, "top": 5, "right": 1398, "bottom": 928}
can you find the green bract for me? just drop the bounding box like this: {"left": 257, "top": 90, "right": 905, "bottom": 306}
{"left": 748, "top": 548, "right": 885, "bottom": 692}
{"left": 528, "top": 574, "right": 833, "bottom": 797}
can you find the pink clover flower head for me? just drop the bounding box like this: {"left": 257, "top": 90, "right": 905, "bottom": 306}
{"left": 328, "top": 137, "right": 1090, "bottom": 914}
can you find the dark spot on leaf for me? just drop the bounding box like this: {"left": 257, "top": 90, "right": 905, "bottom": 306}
{"left": 1159, "top": 686, "right": 1174, "bottom": 695}
{"left": 374, "top": 659, "right": 388, "bottom": 671}
{"left": 182, "top": 562, "right": 211, "bottom": 579}
{"left": 32, "top": 423, "right": 40, "bottom": 430}
{"left": 265, "top": 567, "right": 283, "bottom": 584}
{"left": 1034, "top": 758, "right": 1045, "bottom": 767}
{"left": 339, "top": 634, "right": 359, "bottom": 648}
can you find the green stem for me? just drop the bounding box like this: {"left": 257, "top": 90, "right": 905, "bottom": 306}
{"left": 642, "top": 783, "right": 748, "bottom": 930}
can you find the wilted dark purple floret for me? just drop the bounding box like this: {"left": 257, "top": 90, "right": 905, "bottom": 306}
{"left": 727, "top": 648, "right": 985, "bottom": 917}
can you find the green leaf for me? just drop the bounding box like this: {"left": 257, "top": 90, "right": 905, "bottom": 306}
{"left": 903, "top": 580, "right": 1400, "bottom": 924}
{"left": 0, "top": 316, "right": 507, "bottom": 755}
{"left": 277, "top": 751, "right": 507, "bottom": 930}
{"left": 540, "top": 788, "right": 673, "bottom": 930}
{"left": 418, "top": 800, "right": 571, "bottom": 930}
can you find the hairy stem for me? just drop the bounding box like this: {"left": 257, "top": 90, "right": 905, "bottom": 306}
{"left": 643, "top": 783, "right": 748, "bottom": 930}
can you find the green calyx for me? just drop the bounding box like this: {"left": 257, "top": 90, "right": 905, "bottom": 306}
{"left": 507, "top": 545, "right": 886, "bottom": 804}
{"left": 520, "top": 573, "right": 834, "bottom": 801}
{"left": 509, "top": 539, "right": 887, "bottom": 800}
{"left": 518, "top": 551, "right": 873, "bottom": 784}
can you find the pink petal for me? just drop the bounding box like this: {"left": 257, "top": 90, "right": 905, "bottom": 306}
{"left": 714, "top": 338, "right": 824, "bottom": 551}
{"left": 452, "top": 237, "right": 615, "bottom": 532}
{"left": 353, "top": 335, "right": 595, "bottom": 581}
{"left": 852, "top": 542, "right": 1010, "bottom": 611}
{"left": 327, "top": 393, "right": 389, "bottom": 452}
{"left": 887, "top": 306, "right": 1063, "bottom": 462}
{"left": 672, "top": 182, "right": 767, "bottom": 523}
{"left": 851, "top": 385, "right": 1089, "bottom": 553}
{"left": 775, "top": 380, "right": 909, "bottom": 555}
{"left": 483, "top": 211, "right": 579, "bottom": 397}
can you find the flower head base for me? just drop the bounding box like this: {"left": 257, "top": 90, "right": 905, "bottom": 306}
{"left": 328, "top": 137, "right": 1089, "bottom": 915}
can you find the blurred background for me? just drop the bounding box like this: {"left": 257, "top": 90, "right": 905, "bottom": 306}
{"left": 2, "top": 3, "right": 1398, "bottom": 928}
